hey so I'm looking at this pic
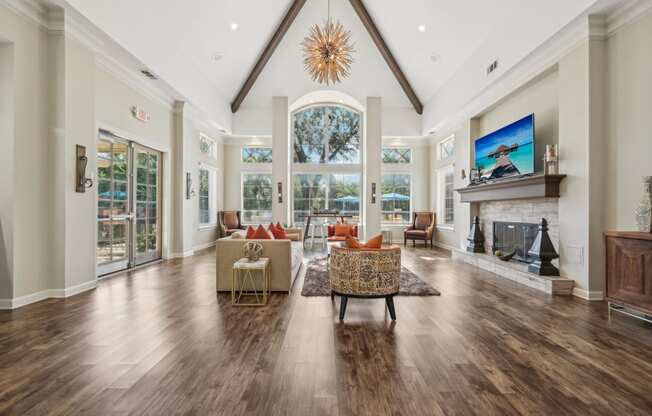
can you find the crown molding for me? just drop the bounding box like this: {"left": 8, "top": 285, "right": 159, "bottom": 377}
{"left": 606, "top": 0, "right": 652, "bottom": 36}
{"left": 0, "top": 0, "right": 48, "bottom": 28}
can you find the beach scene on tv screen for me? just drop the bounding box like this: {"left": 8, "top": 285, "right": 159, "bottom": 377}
{"left": 475, "top": 115, "right": 534, "bottom": 180}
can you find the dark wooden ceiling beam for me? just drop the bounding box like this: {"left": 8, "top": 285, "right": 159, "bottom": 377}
{"left": 230, "top": 0, "right": 307, "bottom": 113}
{"left": 348, "top": 0, "right": 423, "bottom": 114}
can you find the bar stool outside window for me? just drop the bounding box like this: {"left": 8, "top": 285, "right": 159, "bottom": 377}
{"left": 232, "top": 257, "right": 270, "bottom": 306}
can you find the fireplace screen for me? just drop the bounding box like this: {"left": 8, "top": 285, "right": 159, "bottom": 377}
{"left": 492, "top": 221, "right": 538, "bottom": 263}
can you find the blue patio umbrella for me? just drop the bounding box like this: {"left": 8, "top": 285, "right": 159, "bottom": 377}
{"left": 99, "top": 191, "right": 128, "bottom": 200}
{"left": 382, "top": 192, "right": 410, "bottom": 201}
{"left": 334, "top": 195, "right": 359, "bottom": 202}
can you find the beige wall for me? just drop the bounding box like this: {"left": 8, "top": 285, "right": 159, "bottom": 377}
{"left": 605, "top": 10, "right": 652, "bottom": 230}
{"left": 0, "top": 41, "right": 14, "bottom": 300}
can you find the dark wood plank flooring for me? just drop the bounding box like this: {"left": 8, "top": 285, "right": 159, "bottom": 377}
{"left": 2, "top": 247, "right": 652, "bottom": 415}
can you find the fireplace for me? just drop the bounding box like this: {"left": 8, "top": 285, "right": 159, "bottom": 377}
{"left": 492, "top": 221, "right": 538, "bottom": 263}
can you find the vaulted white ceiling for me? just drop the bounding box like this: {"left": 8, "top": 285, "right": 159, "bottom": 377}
{"left": 60, "top": 0, "right": 605, "bottom": 129}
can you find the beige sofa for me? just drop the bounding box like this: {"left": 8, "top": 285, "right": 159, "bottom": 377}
{"left": 215, "top": 228, "right": 303, "bottom": 293}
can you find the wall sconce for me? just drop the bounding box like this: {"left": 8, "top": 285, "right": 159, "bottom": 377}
{"left": 277, "top": 182, "right": 283, "bottom": 204}
{"left": 186, "top": 172, "right": 195, "bottom": 199}
{"left": 76, "top": 145, "right": 93, "bottom": 193}
{"left": 460, "top": 169, "right": 466, "bottom": 180}
{"left": 371, "top": 182, "right": 377, "bottom": 204}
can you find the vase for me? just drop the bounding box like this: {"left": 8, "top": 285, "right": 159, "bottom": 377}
{"left": 635, "top": 176, "right": 652, "bottom": 233}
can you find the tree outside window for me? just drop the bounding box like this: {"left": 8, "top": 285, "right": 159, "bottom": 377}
{"left": 293, "top": 106, "right": 360, "bottom": 164}
{"left": 242, "top": 173, "right": 273, "bottom": 224}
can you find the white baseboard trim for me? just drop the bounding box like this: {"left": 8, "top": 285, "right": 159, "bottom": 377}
{"left": 434, "top": 241, "right": 457, "bottom": 251}
{"left": 168, "top": 249, "right": 195, "bottom": 259}
{"left": 0, "top": 280, "right": 98, "bottom": 310}
{"left": 572, "top": 288, "right": 604, "bottom": 301}
{"left": 193, "top": 241, "right": 216, "bottom": 252}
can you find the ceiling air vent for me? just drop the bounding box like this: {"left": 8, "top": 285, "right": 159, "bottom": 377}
{"left": 486, "top": 59, "right": 498, "bottom": 76}
{"left": 140, "top": 69, "right": 158, "bottom": 80}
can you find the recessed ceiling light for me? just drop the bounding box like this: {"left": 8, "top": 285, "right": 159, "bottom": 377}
{"left": 230, "top": 22, "right": 239, "bottom": 31}
{"left": 418, "top": 25, "right": 426, "bottom": 33}
{"left": 338, "top": 100, "right": 343, "bottom": 103}
{"left": 430, "top": 53, "right": 440, "bottom": 63}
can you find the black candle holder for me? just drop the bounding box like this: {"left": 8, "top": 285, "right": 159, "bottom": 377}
{"left": 527, "top": 218, "right": 560, "bottom": 276}
{"left": 466, "top": 216, "right": 485, "bottom": 253}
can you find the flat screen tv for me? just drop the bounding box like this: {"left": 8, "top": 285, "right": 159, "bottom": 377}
{"left": 474, "top": 114, "right": 535, "bottom": 180}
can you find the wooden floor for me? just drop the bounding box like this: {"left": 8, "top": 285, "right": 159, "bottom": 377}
{"left": 2, "top": 247, "right": 652, "bottom": 415}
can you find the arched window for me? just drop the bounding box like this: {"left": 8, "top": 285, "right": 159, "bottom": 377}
{"left": 293, "top": 105, "right": 360, "bottom": 164}
{"left": 291, "top": 105, "right": 362, "bottom": 224}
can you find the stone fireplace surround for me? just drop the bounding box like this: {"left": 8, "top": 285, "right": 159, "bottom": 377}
{"left": 452, "top": 197, "right": 574, "bottom": 295}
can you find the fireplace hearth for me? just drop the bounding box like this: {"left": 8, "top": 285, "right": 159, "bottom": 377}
{"left": 492, "top": 221, "right": 538, "bottom": 263}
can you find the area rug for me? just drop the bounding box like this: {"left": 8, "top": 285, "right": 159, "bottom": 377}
{"left": 301, "top": 257, "right": 441, "bottom": 297}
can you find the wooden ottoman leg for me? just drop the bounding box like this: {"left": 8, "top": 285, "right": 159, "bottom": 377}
{"left": 385, "top": 296, "right": 396, "bottom": 321}
{"left": 339, "top": 295, "right": 349, "bottom": 321}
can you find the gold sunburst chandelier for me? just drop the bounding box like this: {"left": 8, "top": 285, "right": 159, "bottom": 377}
{"left": 301, "top": 0, "right": 354, "bottom": 85}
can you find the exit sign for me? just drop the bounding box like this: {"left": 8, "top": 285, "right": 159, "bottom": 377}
{"left": 131, "top": 106, "right": 150, "bottom": 123}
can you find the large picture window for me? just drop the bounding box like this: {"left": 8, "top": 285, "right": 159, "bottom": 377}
{"left": 293, "top": 174, "right": 360, "bottom": 224}
{"left": 242, "top": 173, "right": 273, "bottom": 224}
{"left": 198, "top": 166, "right": 217, "bottom": 226}
{"left": 293, "top": 105, "right": 361, "bottom": 164}
{"left": 381, "top": 174, "right": 411, "bottom": 224}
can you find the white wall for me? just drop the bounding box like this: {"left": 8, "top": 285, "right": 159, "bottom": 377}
{"left": 0, "top": 41, "right": 14, "bottom": 300}
{"left": 605, "top": 9, "right": 652, "bottom": 230}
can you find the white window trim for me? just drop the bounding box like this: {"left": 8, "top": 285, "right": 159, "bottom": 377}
{"left": 436, "top": 164, "right": 455, "bottom": 230}
{"left": 438, "top": 134, "right": 455, "bottom": 161}
{"left": 380, "top": 172, "right": 413, "bottom": 226}
{"left": 240, "top": 172, "right": 274, "bottom": 225}
{"left": 241, "top": 145, "right": 273, "bottom": 165}
{"left": 198, "top": 163, "right": 218, "bottom": 229}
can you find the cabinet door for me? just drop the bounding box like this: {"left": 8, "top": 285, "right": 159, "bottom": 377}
{"left": 606, "top": 237, "right": 652, "bottom": 312}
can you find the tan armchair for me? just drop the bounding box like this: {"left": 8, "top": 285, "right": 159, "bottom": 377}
{"left": 329, "top": 245, "right": 401, "bottom": 321}
{"left": 218, "top": 211, "right": 246, "bottom": 238}
{"left": 404, "top": 212, "right": 436, "bottom": 247}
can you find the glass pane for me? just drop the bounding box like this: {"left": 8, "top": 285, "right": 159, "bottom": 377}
{"left": 112, "top": 201, "right": 128, "bottom": 216}
{"left": 136, "top": 220, "right": 147, "bottom": 253}
{"left": 293, "top": 106, "right": 360, "bottom": 164}
{"left": 328, "top": 174, "right": 361, "bottom": 220}
{"left": 148, "top": 154, "right": 158, "bottom": 169}
{"left": 147, "top": 186, "right": 157, "bottom": 202}
{"left": 381, "top": 174, "right": 411, "bottom": 224}
{"left": 97, "top": 160, "right": 111, "bottom": 179}
{"left": 98, "top": 180, "right": 112, "bottom": 199}
{"left": 114, "top": 181, "right": 128, "bottom": 200}
{"left": 292, "top": 174, "right": 327, "bottom": 224}
{"left": 113, "top": 143, "right": 128, "bottom": 163}
{"left": 242, "top": 147, "right": 273, "bottom": 163}
{"left": 97, "top": 140, "right": 112, "bottom": 160}
{"left": 111, "top": 240, "right": 127, "bottom": 261}
{"left": 98, "top": 201, "right": 112, "bottom": 219}
{"left": 147, "top": 203, "right": 157, "bottom": 219}
{"left": 113, "top": 163, "right": 127, "bottom": 181}
{"left": 137, "top": 185, "right": 147, "bottom": 201}
{"left": 147, "top": 234, "right": 157, "bottom": 251}
{"left": 96, "top": 241, "right": 111, "bottom": 264}
{"left": 98, "top": 221, "right": 111, "bottom": 241}
{"left": 136, "top": 203, "right": 146, "bottom": 219}
{"left": 137, "top": 153, "right": 148, "bottom": 167}
{"left": 147, "top": 218, "right": 157, "bottom": 235}
{"left": 148, "top": 170, "right": 157, "bottom": 186}
{"left": 112, "top": 222, "right": 127, "bottom": 240}
{"left": 137, "top": 167, "right": 147, "bottom": 184}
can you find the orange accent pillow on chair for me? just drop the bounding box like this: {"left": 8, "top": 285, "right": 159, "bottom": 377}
{"left": 363, "top": 234, "right": 383, "bottom": 249}
{"left": 345, "top": 235, "right": 362, "bottom": 249}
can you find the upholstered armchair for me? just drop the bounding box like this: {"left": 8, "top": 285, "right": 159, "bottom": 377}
{"left": 218, "top": 211, "right": 246, "bottom": 238}
{"left": 329, "top": 245, "right": 401, "bottom": 321}
{"left": 404, "top": 212, "right": 436, "bottom": 247}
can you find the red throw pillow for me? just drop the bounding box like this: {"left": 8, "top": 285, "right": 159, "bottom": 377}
{"left": 252, "top": 225, "right": 272, "bottom": 239}
{"left": 334, "top": 224, "right": 352, "bottom": 237}
{"left": 345, "top": 235, "right": 361, "bottom": 249}
{"left": 276, "top": 222, "right": 284, "bottom": 231}
{"left": 363, "top": 234, "right": 383, "bottom": 249}
{"left": 245, "top": 225, "right": 256, "bottom": 239}
{"left": 269, "top": 223, "right": 288, "bottom": 240}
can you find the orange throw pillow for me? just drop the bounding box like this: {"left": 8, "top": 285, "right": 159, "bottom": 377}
{"left": 276, "top": 222, "right": 284, "bottom": 231}
{"left": 245, "top": 226, "right": 256, "bottom": 239}
{"left": 345, "top": 235, "right": 361, "bottom": 249}
{"left": 334, "top": 224, "right": 352, "bottom": 237}
{"left": 363, "top": 234, "right": 383, "bottom": 249}
{"left": 269, "top": 223, "right": 288, "bottom": 240}
{"left": 252, "top": 225, "right": 272, "bottom": 239}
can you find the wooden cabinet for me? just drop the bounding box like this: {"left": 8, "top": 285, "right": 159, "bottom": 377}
{"left": 605, "top": 231, "right": 652, "bottom": 314}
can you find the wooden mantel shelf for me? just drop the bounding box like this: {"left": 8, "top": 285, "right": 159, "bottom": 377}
{"left": 456, "top": 174, "right": 566, "bottom": 203}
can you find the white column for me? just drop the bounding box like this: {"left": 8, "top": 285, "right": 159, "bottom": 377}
{"left": 272, "top": 97, "right": 289, "bottom": 224}
{"left": 171, "top": 101, "right": 195, "bottom": 256}
{"left": 0, "top": 43, "right": 15, "bottom": 301}
{"left": 364, "top": 97, "right": 382, "bottom": 239}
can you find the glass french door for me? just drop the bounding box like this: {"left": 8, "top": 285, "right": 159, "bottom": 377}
{"left": 96, "top": 131, "right": 162, "bottom": 276}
